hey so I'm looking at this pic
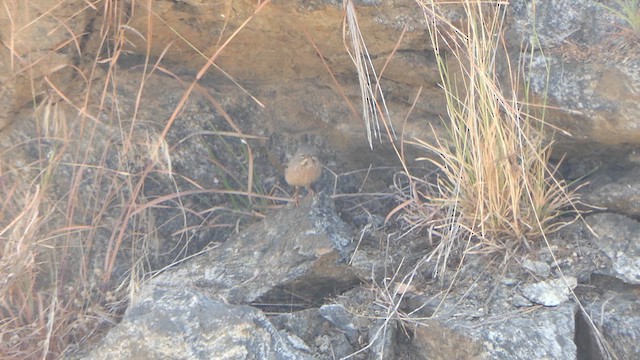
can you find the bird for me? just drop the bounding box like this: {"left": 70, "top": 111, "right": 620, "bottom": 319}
{"left": 284, "top": 146, "right": 322, "bottom": 205}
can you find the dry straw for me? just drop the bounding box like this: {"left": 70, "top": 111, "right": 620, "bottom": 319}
{"left": 389, "top": 0, "right": 581, "bottom": 276}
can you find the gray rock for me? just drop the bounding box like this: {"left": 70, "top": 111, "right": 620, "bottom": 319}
{"left": 500, "top": 277, "right": 519, "bottom": 286}
{"left": 584, "top": 177, "right": 640, "bottom": 218}
{"left": 368, "top": 319, "right": 397, "bottom": 360}
{"left": 315, "top": 333, "right": 355, "bottom": 359}
{"left": 411, "top": 320, "right": 484, "bottom": 360}
{"left": 510, "top": 0, "right": 612, "bottom": 47}
{"left": 406, "top": 252, "right": 578, "bottom": 359}
{"left": 72, "top": 194, "right": 361, "bottom": 358}
{"left": 318, "top": 304, "right": 358, "bottom": 342}
{"left": 411, "top": 303, "right": 576, "bottom": 360}
{"left": 79, "top": 287, "right": 312, "bottom": 359}
{"left": 577, "top": 287, "right": 640, "bottom": 359}
{"left": 480, "top": 303, "right": 577, "bottom": 359}
{"left": 510, "top": 0, "right": 640, "bottom": 145}
{"left": 270, "top": 308, "right": 324, "bottom": 344}
{"left": 511, "top": 294, "right": 533, "bottom": 308}
{"left": 271, "top": 307, "right": 358, "bottom": 359}
{"left": 522, "top": 258, "right": 551, "bottom": 278}
{"left": 141, "top": 193, "right": 358, "bottom": 308}
{"left": 521, "top": 276, "right": 577, "bottom": 307}
{"left": 583, "top": 167, "right": 640, "bottom": 218}
{"left": 587, "top": 213, "right": 640, "bottom": 285}
{"left": 550, "top": 213, "right": 640, "bottom": 285}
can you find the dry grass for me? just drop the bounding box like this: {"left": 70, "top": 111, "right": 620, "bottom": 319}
{"left": 343, "top": 0, "right": 396, "bottom": 149}
{"left": 388, "top": 0, "right": 581, "bottom": 276}
{"left": 0, "top": 0, "right": 276, "bottom": 358}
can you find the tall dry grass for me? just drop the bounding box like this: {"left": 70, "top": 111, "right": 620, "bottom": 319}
{"left": 343, "top": 0, "right": 396, "bottom": 149}
{"left": 0, "top": 0, "right": 276, "bottom": 358}
{"left": 389, "top": 0, "right": 580, "bottom": 276}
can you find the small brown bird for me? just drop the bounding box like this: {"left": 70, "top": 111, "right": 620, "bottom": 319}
{"left": 285, "top": 146, "right": 322, "bottom": 204}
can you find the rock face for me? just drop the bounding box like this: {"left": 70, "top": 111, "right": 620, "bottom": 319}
{"left": 79, "top": 287, "right": 313, "bottom": 360}
{"left": 555, "top": 214, "right": 640, "bottom": 359}
{"left": 71, "top": 193, "right": 640, "bottom": 359}
{"left": 75, "top": 194, "right": 360, "bottom": 359}
{"left": 578, "top": 291, "right": 640, "bottom": 359}
{"left": 510, "top": 0, "right": 640, "bottom": 144}
{"left": 584, "top": 213, "right": 640, "bottom": 285}
{"left": 521, "top": 276, "right": 578, "bottom": 306}
{"left": 110, "top": 0, "right": 640, "bottom": 147}
{"left": 402, "top": 249, "right": 580, "bottom": 360}
{"left": 398, "top": 212, "right": 640, "bottom": 360}
{"left": 581, "top": 164, "right": 640, "bottom": 220}
{"left": 141, "top": 194, "right": 358, "bottom": 308}
{"left": 412, "top": 304, "right": 577, "bottom": 360}
{"left": 4, "top": 0, "right": 639, "bottom": 147}
{"left": 0, "top": 0, "right": 91, "bottom": 130}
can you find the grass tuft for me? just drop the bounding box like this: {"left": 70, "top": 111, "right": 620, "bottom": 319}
{"left": 389, "top": 0, "right": 581, "bottom": 276}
